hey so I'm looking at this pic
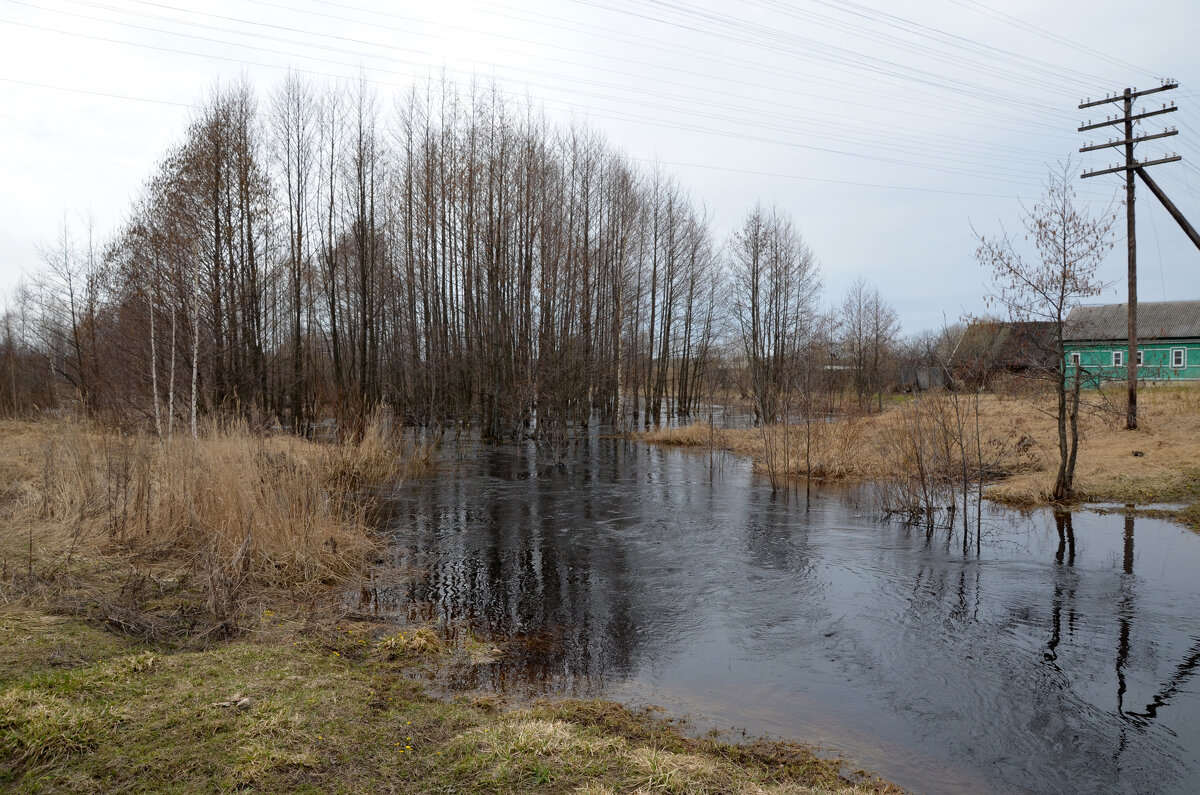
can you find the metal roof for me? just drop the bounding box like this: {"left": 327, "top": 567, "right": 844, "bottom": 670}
{"left": 1064, "top": 300, "right": 1200, "bottom": 342}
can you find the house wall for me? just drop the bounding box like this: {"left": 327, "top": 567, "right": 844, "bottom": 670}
{"left": 1064, "top": 339, "right": 1200, "bottom": 382}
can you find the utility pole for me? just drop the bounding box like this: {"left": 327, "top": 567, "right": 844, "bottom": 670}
{"left": 1079, "top": 80, "right": 1180, "bottom": 430}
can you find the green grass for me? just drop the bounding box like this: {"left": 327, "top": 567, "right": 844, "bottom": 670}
{"left": 0, "top": 610, "right": 899, "bottom": 794}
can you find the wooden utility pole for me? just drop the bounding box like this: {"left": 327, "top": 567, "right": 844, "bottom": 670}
{"left": 1079, "top": 80, "right": 1180, "bottom": 430}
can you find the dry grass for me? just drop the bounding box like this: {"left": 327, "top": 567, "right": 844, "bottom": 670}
{"left": 0, "top": 414, "right": 434, "bottom": 630}
{"left": 641, "top": 423, "right": 724, "bottom": 448}
{"left": 984, "top": 384, "right": 1200, "bottom": 506}
{"left": 641, "top": 419, "right": 869, "bottom": 481}
{"left": 643, "top": 384, "right": 1200, "bottom": 515}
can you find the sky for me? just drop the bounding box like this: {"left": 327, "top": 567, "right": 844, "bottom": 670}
{"left": 3, "top": 0, "right": 1200, "bottom": 334}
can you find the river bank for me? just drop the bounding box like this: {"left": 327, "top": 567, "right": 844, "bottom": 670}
{"left": 0, "top": 606, "right": 896, "bottom": 793}
{"left": 0, "top": 419, "right": 897, "bottom": 794}
{"left": 641, "top": 384, "right": 1200, "bottom": 527}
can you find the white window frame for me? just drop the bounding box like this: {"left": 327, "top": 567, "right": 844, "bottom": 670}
{"left": 1069, "top": 352, "right": 1081, "bottom": 367}
{"left": 1172, "top": 347, "right": 1187, "bottom": 369}
{"left": 1136, "top": 350, "right": 1144, "bottom": 366}
{"left": 1112, "top": 350, "right": 1124, "bottom": 367}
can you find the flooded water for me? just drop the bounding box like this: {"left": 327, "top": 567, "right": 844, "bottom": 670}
{"left": 371, "top": 436, "right": 1200, "bottom": 794}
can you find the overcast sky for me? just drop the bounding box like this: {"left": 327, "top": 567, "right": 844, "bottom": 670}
{"left": 3, "top": 0, "right": 1200, "bottom": 333}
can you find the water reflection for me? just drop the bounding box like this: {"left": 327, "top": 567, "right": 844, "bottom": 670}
{"left": 1044, "top": 512, "right": 1076, "bottom": 663}
{"left": 375, "top": 438, "right": 1200, "bottom": 795}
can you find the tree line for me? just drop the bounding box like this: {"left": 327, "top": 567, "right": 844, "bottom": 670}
{"left": 1, "top": 74, "right": 901, "bottom": 436}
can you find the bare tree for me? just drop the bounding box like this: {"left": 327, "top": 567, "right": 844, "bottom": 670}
{"left": 730, "top": 205, "right": 821, "bottom": 426}
{"left": 867, "top": 284, "right": 901, "bottom": 411}
{"left": 974, "top": 162, "right": 1114, "bottom": 501}
{"left": 271, "top": 71, "right": 318, "bottom": 428}
{"left": 35, "top": 217, "right": 101, "bottom": 412}
{"left": 0, "top": 285, "right": 57, "bottom": 416}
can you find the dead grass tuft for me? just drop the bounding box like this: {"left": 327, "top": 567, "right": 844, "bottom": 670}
{"left": 378, "top": 626, "right": 443, "bottom": 659}
{"left": 632, "top": 745, "right": 730, "bottom": 793}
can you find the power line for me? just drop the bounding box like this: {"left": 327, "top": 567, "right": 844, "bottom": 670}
{"left": 0, "top": 76, "right": 197, "bottom": 108}
{"left": 948, "top": 0, "right": 1153, "bottom": 76}
{"left": 633, "top": 157, "right": 1023, "bottom": 198}
{"left": 0, "top": 10, "right": 1084, "bottom": 186}
{"left": 63, "top": 0, "right": 1077, "bottom": 167}
{"left": 1, "top": 0, "right": 1186, "bottom": 207}
{"left": 64, "top": 0, "right": 1082, "bottom": 139}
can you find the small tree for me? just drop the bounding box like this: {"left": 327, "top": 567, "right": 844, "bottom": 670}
{"left": 974, "top": 162, "right": 1114, "bottom": 501}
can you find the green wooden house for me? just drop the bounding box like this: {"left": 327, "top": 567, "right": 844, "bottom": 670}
{"left": 1063, "top": 300, "right": 1200, "bottom": 382}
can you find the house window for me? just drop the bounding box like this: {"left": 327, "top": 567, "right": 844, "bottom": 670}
{"left": 1069, "top": 352, "right": 1081, "bottom": 367}
{"left": 1172, "top": 347, "right": 1187, "bottom": 368}
{"left": 1112, "top": 350, "right": 1124, "bottom": 367}
{"left": 1136, "top": 350, "right": 1144, "bottom": 366}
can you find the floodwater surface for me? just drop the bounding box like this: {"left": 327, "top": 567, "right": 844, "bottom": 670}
{"left": 372, "top": 436, "right": 1200, "bottom": 794}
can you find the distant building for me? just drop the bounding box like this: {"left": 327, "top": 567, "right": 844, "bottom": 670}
{"left": 1064, "top": 300, "right": 1200, "bottom": 382}
{"left": 950, "top": 320, "right": 1057, "bottom": 385}
{"left": 896, "top": 364, "right": 947, "bottom": 392}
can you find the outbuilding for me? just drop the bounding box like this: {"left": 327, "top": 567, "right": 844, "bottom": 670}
{"left": 1063, "top": 300, "right": 1200, "bottom": 382}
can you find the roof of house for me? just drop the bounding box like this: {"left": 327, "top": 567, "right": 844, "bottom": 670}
{"left": 1064, "top": 300, "right": 1200, "bottom": 342}
{"left": 951, "top": 320, "right": 1057, "bottom": 370}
